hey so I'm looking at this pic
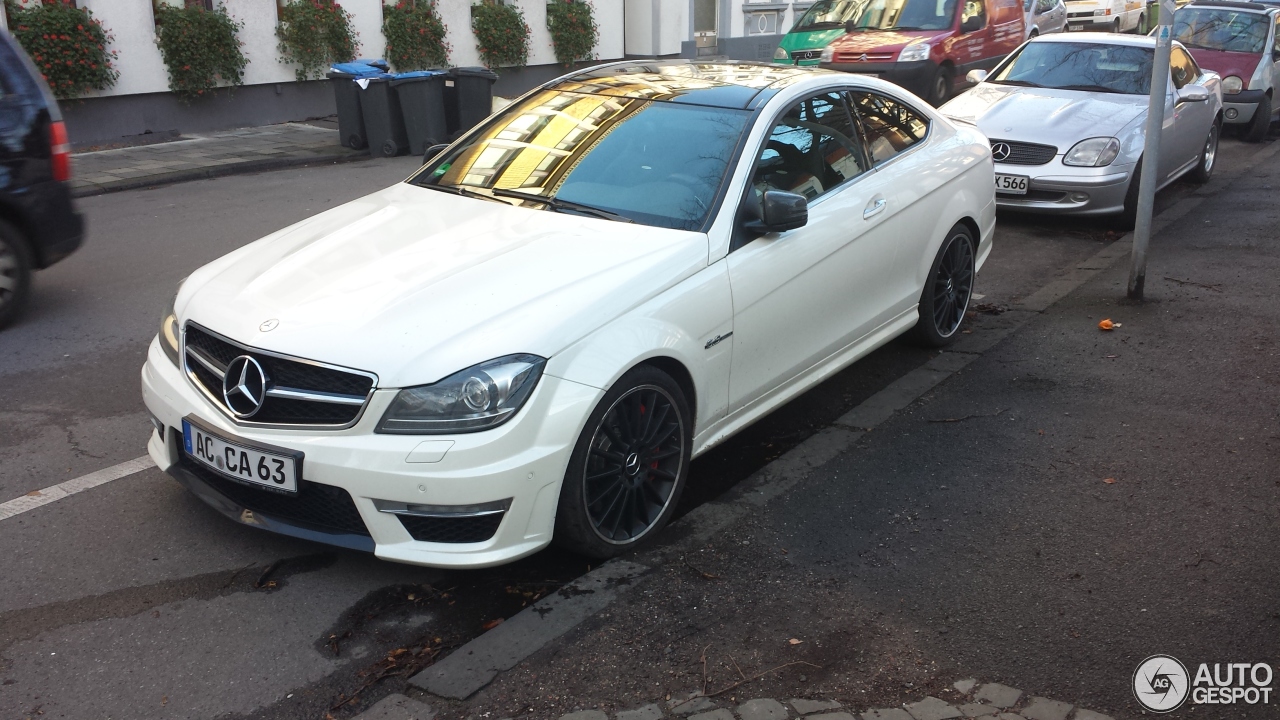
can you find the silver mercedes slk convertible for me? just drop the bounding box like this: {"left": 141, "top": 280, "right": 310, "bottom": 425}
{"left": 941, "top": 33, "right": 1223, "bottom": 227}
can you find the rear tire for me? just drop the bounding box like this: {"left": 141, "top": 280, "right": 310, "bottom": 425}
{"left": 1189, "top": 121, "right": 1219, "bottom": 184}
{"left": 0, "top": 219, "right": 33, "bottom": 331}
{"left": 553, "top": 365, "right": 692, "bottom": 559}
{"left": 1244, "top": 93, "right": 1272, "bottom": 143}
{"left": 909, "top": 223, "right": 976, "bottom": 347}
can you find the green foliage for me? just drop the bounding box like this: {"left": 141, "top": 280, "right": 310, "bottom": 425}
{"left": 471, "top": 1, "right": 529, "bottom": 70}
{"left": 7, "top": 0, "right": 118, "bottom": 99}
{"left": 546, "top": 0, "right": 596, "bottom": 67}
{"left": 276, "top": 0, "right": 359, "bottom": 82}
{"left": 382, "top": 1, "right": 450, "bottom": 71}
{"left": 154, "top": 4, "right": 248, "bottom": 102}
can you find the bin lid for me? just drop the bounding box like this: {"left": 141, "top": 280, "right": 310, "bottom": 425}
{"left": 389, "top": 70, "right": 449, "bottom": 85}
{"left": 449, "top": 66, "right": 499, "bottom": 81}
{"left": 356, "top": 58, "right": 390, "bottom": 70}
{"left": 329, "top": 62, "right": 385, "bottom": 77}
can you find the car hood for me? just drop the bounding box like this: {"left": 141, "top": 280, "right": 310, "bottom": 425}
{"left": 178, "top": 183, "right": 708, "bottom": 389}
{"left": 781, "top": 27, "right": 846, "bottom": 51}
{"left": 941, "top": 83, "right": 1147, "bottom": 144}
{"left": 1184, "top": 47, "right": 1261, "bottom": 86}
{"left": 828, "top": 29, "right": 943, "bottom": 55}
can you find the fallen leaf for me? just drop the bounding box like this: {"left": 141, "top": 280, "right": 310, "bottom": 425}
{"left": 1104, "top": 354, "right": 1118, "bottom": 359}
{"left": 482, "top": 618, "right": 504, "bottom": 630}
{"left": 1098, "top": 319, "right": 1114, "bottom": 331}
{"left": 788, "top": 638, "right": 803, "bottom": 645}
{"left": 24, "top": 490, "right": 42, "bottom": 497}
{"left": 407, "top": 594, "right": 415, "bottom": 601}
{"left": 1103, "top": 477, "right": 1117, "bottom": 484}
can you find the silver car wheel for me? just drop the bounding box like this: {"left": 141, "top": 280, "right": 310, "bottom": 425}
{"left": 1202, "top": 124, "right": 1218, "bottom": 173}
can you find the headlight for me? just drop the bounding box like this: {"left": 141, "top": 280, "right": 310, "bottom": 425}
{"left": 1222, "top": 75, "right": 1243, "bottom": 94}
{"left": 774, "top": 46, "right": 790, "bottom": 61}
{"left": 898, "top": 42, "right": 930, "bottom": 63}
{"left": 159, "top": 295, "right": 180, "bottom": 366}
{"left": 376, "top": 354, "right": 546, "bottom": 434}
{"left": 1063, "top": 137, "right": 1121, "bottom": 167}
{"left": 1093, "top": 8, "right": 1105, "bottom": 15}
{"left": 820, "top": 45, "right": 835, "bottom": 63}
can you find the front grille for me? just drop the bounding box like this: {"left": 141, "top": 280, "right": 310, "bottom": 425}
{"left": 991, "top": 139, "right": 1058, "bottom": 166}
{"left": 792, "top": 50, "right": 822, "bottom": 61}
{"left": 183, "top": 457, "right": 370, "bottom": 537}
{"left": 397, "top": 513, "right": 505, "bottom": 543}
{"left": 1068, "top": 11, "right": 1096, "bottom": 18}
{"left": 183, "top": 324, "right": 376, "bottom": 428}
{"left": 837, "top": 51, "right": 894, "bottom": 62}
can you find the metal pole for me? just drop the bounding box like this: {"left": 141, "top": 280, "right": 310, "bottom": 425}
{"left": 1128, "top": 3, "right": 1175, "bottom": 300}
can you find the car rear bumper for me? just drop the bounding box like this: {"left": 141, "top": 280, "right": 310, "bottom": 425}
{"left": 993, "top": 163, "right": 1133, "bottom": 215}
{"left": 820, "top": 60, "right": 937, "bottom": 98}
{"left": 141, "top": 336, "right": 601, "bottom": 568}
{"left": 16, "top": 179, "right": 83, "bottom": 268}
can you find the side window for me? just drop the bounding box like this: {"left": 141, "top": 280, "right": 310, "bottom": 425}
{"left": 1274, "top": 15, "right": 1280, "bottom": 53}
{"left": 753, "top": 92, "right": 869, "bottom": 201}
{"left": 961, "top": 0, "right": 987, "bottom": 32}
{"left": 1170, "top": 47, "right": 1198, "bottom": 89}
{"left": 848, "top": 91, "right": 930, "bottom": 165}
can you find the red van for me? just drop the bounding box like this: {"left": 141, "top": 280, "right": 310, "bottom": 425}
{"left": 818, "top": 0, "right": 1027, "bottom": 104}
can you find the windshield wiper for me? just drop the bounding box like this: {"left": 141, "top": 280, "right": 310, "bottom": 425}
{"left": 488, "top": 188, "right": 635, "bottom": 223}
{"left": 418, "top": 183, "right": 507, "bottom": 204}
{"left": 1057, "top": 84, "right": 1123, "bottom": 94}
{"left": 992, "top": 79, "right": 1043, "bottom": 87}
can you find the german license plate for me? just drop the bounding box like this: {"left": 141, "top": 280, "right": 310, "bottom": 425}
{"left": 1067, "top": 23, "right": 1087, "bottom": 31}
{"left": 182, "top": 418, "right": 300, "bottom": 492}
{"left": 995, "top": 173, "right": 1029, "bottom": 195}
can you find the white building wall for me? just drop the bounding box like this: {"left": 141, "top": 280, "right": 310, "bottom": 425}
{"left": 11, "top": 0, "right": 623, "bottom": 99}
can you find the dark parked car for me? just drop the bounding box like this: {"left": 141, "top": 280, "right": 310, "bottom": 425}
{"left": 0, "top": 29, "right": 83, "bottom": 330}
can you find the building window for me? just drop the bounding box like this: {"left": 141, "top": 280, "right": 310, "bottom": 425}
{"left": 744, "top": 10, "right": 778, "bottom": 34}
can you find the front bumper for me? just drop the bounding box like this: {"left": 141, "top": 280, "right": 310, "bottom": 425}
{"left": 993, "top": 161, "right": 1134, "bottom": 215}
{"left": 1222, "top": 90, "right": 1265, "bottom": 124}
{"left": 820, "top": 60, "right": 937, "bottom": 99}
{"left": 141, "top": 337, "right": 602, "bottom": 568}
{"left": 1066, "top": 16, "right": 1117, "bottom": 30}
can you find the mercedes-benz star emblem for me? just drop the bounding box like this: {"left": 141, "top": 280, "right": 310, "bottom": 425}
{"left": 223, "top": 355, "right": 269, "bottom": 418}
{"left": 259, "top": 319, "right": 279, "bottom": 332}
{"left": 991, "top": 142, "right": 1012, "bottom": 162}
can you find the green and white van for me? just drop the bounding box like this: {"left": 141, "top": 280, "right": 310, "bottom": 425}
{"left": 773, "top": 0, "right": 870, "bottom": 65}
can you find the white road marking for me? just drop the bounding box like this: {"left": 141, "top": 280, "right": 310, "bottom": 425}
{"left": 0, "top": 455, "right": 154, "bottom": 522}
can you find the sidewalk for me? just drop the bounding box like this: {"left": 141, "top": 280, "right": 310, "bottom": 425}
{"left": 399, "top": 148, "right": 1280, "bottom": 719}
{"left": 69, "top": 121, "right": 367, "bottom": 197}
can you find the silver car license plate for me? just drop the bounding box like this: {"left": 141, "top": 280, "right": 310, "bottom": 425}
{"left": 182, "top": 418, "right": 300, "bottom": 492}
{"left": 995, "top": 174, "right": 1029, "bottom": 195}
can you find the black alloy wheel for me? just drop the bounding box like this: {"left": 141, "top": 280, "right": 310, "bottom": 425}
{"left": 0, "top": 219, "right": 33, "bottom": 331}
{"left": 911, "top": 223, "right": 976, "bottom": 346}
{"left": 554, "top": 365, "right": 691, "bottom": 558}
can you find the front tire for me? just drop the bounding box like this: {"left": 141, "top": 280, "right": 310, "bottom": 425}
{"left": 1189, "top": 121, "right": 1219, "bottom": 184}
{"left": 1244, "top": 93, "right": 1272, "bottom": 143}
{"left": 553, "top": 365, "right": 692, "bottom": 559}
{"left": 927, "top": 66, "right": 952, "bottom": 106}
{"left": 0, "top": 219, "right": 33, "bottom": 331}
{"left": 909, "top": 223, "right": 976, "bottom": 347}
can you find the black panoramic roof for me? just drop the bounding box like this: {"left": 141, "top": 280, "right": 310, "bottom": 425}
{"left": 1185, "top": 0, "right": 1272, "bottom": 11}
{"left": 548, "top": 60, "right": 833, "bottom": 109}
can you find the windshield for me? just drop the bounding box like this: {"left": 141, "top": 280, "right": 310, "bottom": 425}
{"left": 847, "top": 0, "right": 959, "bottom": 31}
{"left": 411, "top": 89, "right": 750, "bottom": 230}
{"left": 1173, "top": 8, "right": 1269, "bottom": 54}
{"left": 792, "top": 0, "right": 869, "bottom": 31}
{"left": 991, "top": 41, "right": 1154, "bottom": 94}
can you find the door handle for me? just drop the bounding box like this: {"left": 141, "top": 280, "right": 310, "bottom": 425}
{"left": 863, "top": 197, "right": 887, "bottom": 219}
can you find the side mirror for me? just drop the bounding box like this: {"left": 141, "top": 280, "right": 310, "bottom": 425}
{"left": 1178, "top": 86, "right": 1210, "bottom": 104}
{"left": 423, "top": 142, "right": 449, "bottom": 164}
{"left": 744, "top": 190, "right": 808, "bottom": 234}
{"left": 966, "top": 69, "right": 989, "bottom": 84}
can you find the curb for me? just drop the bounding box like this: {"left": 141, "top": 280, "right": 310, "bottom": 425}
{"left": 390, "top": 138, "right": 1280, "bottom": 711}
{"left": 70, "top": 149, "right": 373, "bottom": 198}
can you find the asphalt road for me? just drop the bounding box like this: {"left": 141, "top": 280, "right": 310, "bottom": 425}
{"left": 0, "top": 139, "right": 1261, "bottom": 720}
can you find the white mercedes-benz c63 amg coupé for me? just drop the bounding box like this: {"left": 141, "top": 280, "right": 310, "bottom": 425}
{"left": 141, "top": 60, "right": 996, "bottom": 568}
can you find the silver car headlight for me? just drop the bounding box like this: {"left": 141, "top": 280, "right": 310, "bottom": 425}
{"left": 820, "top": 45, "right": 835, "bottom": 63}
{"left": 1222, "top": 75, "right": 1243, "bottom": 94}
{"left": 774, "top": 46, "right": 790, "bottom": 61}
{"left": 1063, "top": 137, "right": 1121, "bottom": 167}
{"left": 159, "top": 292, "right": 181, "bottom": 366}
{"left": 376, "top": 354, "right": 546, "bottom": 434}
{"left": 898, "top": 42, "right": 930, "bottom": 63}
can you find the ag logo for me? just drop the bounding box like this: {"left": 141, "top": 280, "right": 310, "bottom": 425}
{"left": 1134, "top": 655, "right": 1190, "bottom": 712}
